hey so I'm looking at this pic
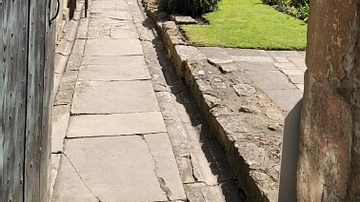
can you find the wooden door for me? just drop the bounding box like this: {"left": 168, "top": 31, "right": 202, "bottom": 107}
{"left": 2, "top": 0, "right": 56, "bottom": 201}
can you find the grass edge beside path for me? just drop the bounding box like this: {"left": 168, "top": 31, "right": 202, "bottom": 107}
{"left": 181, "top": 0, "right": 307, "bottom": 50}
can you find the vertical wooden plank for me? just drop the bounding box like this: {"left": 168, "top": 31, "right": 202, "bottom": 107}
{"left": 2, "top": 0, "right": 29, "bottom": 201}
{"left": 24, "top": 0, "right": 46, "bottom": 201}
{"left": 0, "top": 0, "right": 4, "bottom": 197}
{"left": 40, "top": 0, "right": 56, "bottom": 201}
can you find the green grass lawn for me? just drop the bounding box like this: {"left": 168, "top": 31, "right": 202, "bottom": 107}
{"left": 181, "top": 0, "right": 307, "bottom": 50}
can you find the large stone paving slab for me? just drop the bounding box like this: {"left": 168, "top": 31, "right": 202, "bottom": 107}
{"left": 198, "top": 47, "right": 233, "bottom": 64}
{"left": 238, "top": 61, "right": 278, "bottom": 71}
{"left": 231, "top": 55, "right": 274, "bottom": 63}
{"left": 63, "top": 136, "right": 168, "bottom": 202}
{"left": 145, "top": 133, "right": 187, "bottom": 200}
{"left": 51, "top": 155, "right": 98, "bottom": 202}
{"left": 90, "top": 10, "right": 132, "bottom": 20}
{"left": 67, "top": 112, "right": 167, "bottom": 138}
{"left": 84, "top": 39, "right": 143, "bottom": 56}
{"left": 71, "top": 80, "right": 160, "bottom": 114}
{"left": 82, "top": 55, "right": 146, "bottom": 65}
{"left": 262, "top": 89, "right": 303, "bottom": 111}
{"left": 87, "top": 21, "right": 138, "bottom": 39}
{"left": 224, "top": 48, "right": 269, "bottom": 56}
{"left": 78, "top": 64, "right": 150, "bottom": 81}
{"left": 246, "top": 70, "right": 296, "bottom": 90}
{"left": 90, "top": 1, "right": 128, "bottom": 12}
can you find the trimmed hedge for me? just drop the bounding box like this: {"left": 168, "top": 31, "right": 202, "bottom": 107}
{"left": 158, "top": 0, "right": 221, "bottom": 17}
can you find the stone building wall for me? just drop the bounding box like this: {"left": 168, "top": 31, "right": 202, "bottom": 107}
{"left": 297, "top": 1, "right": 360, "bottom": 201}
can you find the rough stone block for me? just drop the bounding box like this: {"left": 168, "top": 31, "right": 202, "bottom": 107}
{"left": 170, "top": 15, "right": 197, "bottom": 24}
{"left": 173, "top": 45, "right": 206, "bottom": 78}
{"left": 297, "top": 72, "right": 353, "bottom": 201}
{"left": 306, "top": 1, "right": 356, "bottom": 82}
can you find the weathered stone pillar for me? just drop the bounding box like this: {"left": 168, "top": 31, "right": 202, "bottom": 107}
{"left": 297, "top": 1, "right": 360, "bottom": 201}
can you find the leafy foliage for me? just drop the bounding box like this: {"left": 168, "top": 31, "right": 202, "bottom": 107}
{"left": 262, "top": 0, "right": 309, "bottom": 21}
{"left": 158, "top": 0, "right": 221, "bottom": 17}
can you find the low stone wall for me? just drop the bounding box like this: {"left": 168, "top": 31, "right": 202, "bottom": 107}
{"left": 142, "top": 3, "right": 286, "bottom": 201}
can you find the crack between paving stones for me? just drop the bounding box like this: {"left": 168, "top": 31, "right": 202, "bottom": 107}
{"left": 70, "top": 111, "right": 163, "bottom": 116}
{"left": 142, "top": 136, "right": 172, "bottom": 200}
{"left": 85, "top": 54, "right": 144, "bottom": 57}
{"left": 188, "top": 155, "right": 199, "bottom": 182}
{"left": 63, "top": 153, "right": 102, "bottom": 202}
{"left": 53, "top": 103, "right": 69, "bottom": 107}
{"left": 65, "top": 133, "right": 144, "bottom": 139}
{"left": 56, "top": 52, "right": 70, "bottom": 57}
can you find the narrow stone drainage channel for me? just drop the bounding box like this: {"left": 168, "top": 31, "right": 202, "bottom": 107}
{"left": 134, "top": 4, "right": 247, "bottom": 200}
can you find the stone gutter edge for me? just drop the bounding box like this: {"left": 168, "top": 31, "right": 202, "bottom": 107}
{"left": 141, "top": 2, "right": 282, "bottom": 202}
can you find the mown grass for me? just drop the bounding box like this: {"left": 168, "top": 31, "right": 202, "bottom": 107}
{"left": 181, "top": 0, "right": 307, "bottom": 50}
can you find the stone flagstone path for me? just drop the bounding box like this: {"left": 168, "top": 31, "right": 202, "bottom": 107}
{"left": 51, "top": 0, "right": 186, "bottom": 201}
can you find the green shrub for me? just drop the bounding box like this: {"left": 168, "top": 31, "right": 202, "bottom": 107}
{"left": 261, "top": 0, "right": 309, "bottom": 21}
{"left": 158, "top": 0, "right": 221, "bottom": 17}
{"left": 291, "top": 0, "right": 309, "bottom": 6}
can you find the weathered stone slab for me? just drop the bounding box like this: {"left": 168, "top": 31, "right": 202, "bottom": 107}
{"left": 63, "top": 136, "right": 168, "bottom": 201}
{"left": 67, "top": 112, "right": 167, "bottom": 137}
{"left": 184, "top": 182, "right": 225, "bottom": 202}
{"left": 295, "top": 84, "right": 304, "bottom": 92}
{"left": 288, "top": 74, "right": 304, "bottom": 84}
{"left": 76, "top": 18, "right": 89, "bottom": 39}
{"left": 231, "top": 56, "right": 274, "bottom": 63}
{"left": 288, "top": 57, "right": 307, "bottom": 71}
{"left": 110, "top": 28, "right": 138, "bottom": 38}
{"left": 237, "top": 61, "right": 277, "bottom": 71}
{"left": 174, "top": 46, "right": 207, "bottom": 62}
{"left": 78, "top": 64, "right": 150, "bottom": 81}
{"left": 274, "top": 56, "right": 289, "bottom": 63}
{"left": 87, "top": 20, "right": 138, "bottom": 39}
{"left": 90, "top": 1, "right": 128, "bottom": 12}
{"left": 51, "top": 155, "right": 98, "bottom": 202}
{"left": 173, "top": 45, "right": 206, "bottom": 77}
{"left": 82, "top": 55, "right": 146, "bottom": 65}
{"left": 90, "top": 11, "right": 132, "bottom": 21}
{"left": 84, "top": 39, "right": 143, "bottom": 56}
{"left": 218, "top": 63, "right": 240, "bottom": 73}
{"left": 279, "top": 69, "right": 304, "bottom": 76}
{"left": 184, "top": 180, "right": 242, "bottom": 202}
{"left": 71, "top": 80, "right": 160, "bottom": 114}
{"left": 198, "top": 47, "right": 233, "bottom": 64}
{"left": 274, "top": 62, "right": 298, "bottom": 70}
{"left": 170, "top": 15, "right": 197, "bottom": 24}
{"left": 246, "top": 70, "right": 297, "bottom": 90}
{"left": 262, "top": 89, "right": 303, "bottom": 111}
{"left": 52, "top": 105, "right": 70, "bottom": 153}
{"left": 145, "top": 133, "right": 187, "bottom": 200}
{"left": 50, "top": 154, "right": 61, "bottom": 197}
{"left": 266, "top": 50, "right": 303, "bottom": 58}
{"left": 88, "top": 17, "right": 129, "bottom": 28}
{"left": 224, "top": 48, "right": 269, "bottom": 56}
